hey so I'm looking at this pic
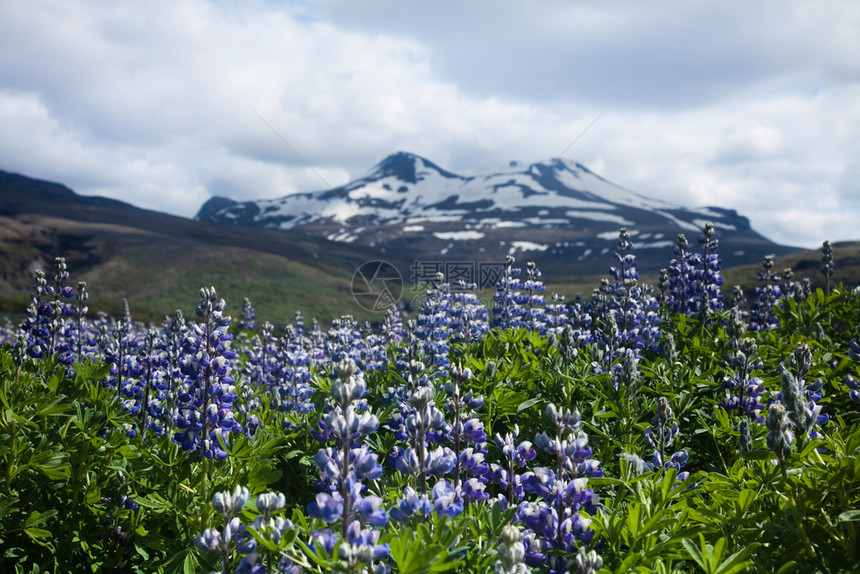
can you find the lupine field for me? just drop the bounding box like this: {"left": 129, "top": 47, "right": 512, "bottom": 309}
{"left": 2, "top": 225, "right": 860, "bottom": 573}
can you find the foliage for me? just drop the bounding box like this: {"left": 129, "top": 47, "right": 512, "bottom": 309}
{"left": 1, "top": 232, "right": 860, "bottom": 573}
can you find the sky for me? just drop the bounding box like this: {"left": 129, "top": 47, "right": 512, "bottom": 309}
{"left": 1, "top": 0, "right": 858, "bottom": 249}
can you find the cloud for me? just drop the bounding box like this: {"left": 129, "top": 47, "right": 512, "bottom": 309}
{"left": 0, "top": 0, "right": 858, "bottom": 249}
{"left": 311, "top": 0, "right": 860, "bottom": 109}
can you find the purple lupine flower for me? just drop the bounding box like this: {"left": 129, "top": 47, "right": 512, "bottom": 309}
{"left": 749, "top": 255, "right": 782, "bottom": 331}
{"left": 643, "top": 396, "right": 689, "bottom": 481}
{"left": 389, "top": 486, "right": 435, "bottom": 522}
{"left": 138, "top": 328, "right": 169, "bottom": 438}
{"left": 396, "top": 379, "right": 457, "bottom": 494}
{"left": 846, "top": 329, "right": 860, "bottom": 400}
{"left": 325, "top": 315, "right": 366, "bottom": 366}
{"left": 843, "top": 374, "right": 860, "bottom": 404}
{"left": 339, "top": 520, "right": 390, "bottom": 569}
{"left": 275, "top": 328, "right": 314, "bottom": 421}
{"left": 696, "top": 222, "right": 724, "bottom": 319}
{"left": 430, "top": 479, "right": 464, "bottom": 518}
{"left": 238, "top": 297, "right": 256, "bottom": 332}
{"left": 545, "top": 292, "right": 569, "bottom": 335}
{"left": 663, "top": 223, "right": 723, "bottom": 320}
{"left": 596, "top": 229, "right": 662, "bottom": 364}
{"left": 444, "top": 364, "right": 487, "bottom": 492}
{"left": 721, "top": 336, "right": 766, "bottom": 421}
{"left": 308, "top": 491, "right": 344, "bottom": 523}
{"left": 173, "top": 286, "right": 239, "bottom": 460}
{"left": 517, "top": 262, "right": 549, "bottom": 334}
{"left": 493, "top": 425, "right": 535, "bottom": 506}
{"left": 308, "top": 357, "right": 387, "bottom": 549}
{"left": 517, "top": 404, "right": 602, "bottom": 572}
{"left": 414, "top": 273, "right": 453, "bottom": 370}
{"left": 449, "top": 280, "right": 490, "bottom": 344}
{"left": 492, "top": 255, "right": 526, "bottom": 329}
{"left": 766, "top": 402, "right": 793, "bottom": 464}
{"left": 820, "top": 240, "right": 835, "bottom": 296}
{"left": 19, "top": 258, "right": 79, "bottom": 362}
{"left": 198, "top": 486, "right": 292, "bottom": 574}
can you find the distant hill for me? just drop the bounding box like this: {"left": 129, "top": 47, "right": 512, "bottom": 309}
{"left": 196, "top": 151, "right": 802, "bottom": 277}
{"left": 0, "top": 170, "right": 407, "bottom": 323}
{"left": 2, "top": 168, "right": 852, "bottom": 327}
{"left": 721, "top": 240, "right": 860, "bottom": 293}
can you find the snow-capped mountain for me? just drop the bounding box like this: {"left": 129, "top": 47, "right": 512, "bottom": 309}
{"left": 196, "top": 152, "right": 797, "bottom": 276}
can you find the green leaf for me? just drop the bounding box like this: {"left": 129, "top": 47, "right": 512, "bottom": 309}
{"left": 23, "top": 527, "right": 51, "bottom": 540}
{"left": 744, "top": 449, "right": 776, "bottom": 461}
{"left": 35, "top": 396, "right": 71, "bottom": 417}
{"left": 736, "top": 489, "right": 756, "bottom": 513}
{"left": 682, "top": 535, "right": 707, "bottom": 572}
{"left": 714, "top": 542, "right": 759, "bottom": 574}
{"left": 388, "top": 525, "right": 463, "bottom": 574}
{"left": 182, "top": 552, "right": 197, "bottom": 574}
{"left": 24, "top": 510, "right": 57, "bottom": 528}
{"left": 28, "top": 450, "right": 71, "bottom": 480}
{"left": 838, "top": 510, "right": 860, "bottom": 522}
{"left": 517, "top": 397, "right": 542, "bottom": 412}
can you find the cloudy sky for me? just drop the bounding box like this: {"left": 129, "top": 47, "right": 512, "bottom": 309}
{"left": 1, "top": 0, "right": 858, "bottom": 249}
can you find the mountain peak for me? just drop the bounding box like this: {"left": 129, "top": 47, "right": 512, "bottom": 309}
{"left": 196, "top": 196, "right": 239, "bottom": 221}
{"left": 369, "top": 151, "right": 463, "bottom": 184}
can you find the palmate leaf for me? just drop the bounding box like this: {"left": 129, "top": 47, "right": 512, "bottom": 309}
{"left": 388, "top": 516, "right": 465, "bottom": 574}
{"left": 681, "top": 534, "right": 759, "bottom": 574}
{"left": 27, "top": 448, "right": 71, "bottom": 480}
{"left": 389, "top": 535, "right": 462, "bottom": 574}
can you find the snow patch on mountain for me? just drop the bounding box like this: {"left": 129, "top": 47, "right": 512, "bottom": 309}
{"left": 434, "top": 230, "right": 485, "bottom": 241}
{"left": 509, "top": 241, "right": 549, "bottom": 254}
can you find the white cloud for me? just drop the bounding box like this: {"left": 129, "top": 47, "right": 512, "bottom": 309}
{"left": 0, "top": 0, "right": 858, "bottom": 249}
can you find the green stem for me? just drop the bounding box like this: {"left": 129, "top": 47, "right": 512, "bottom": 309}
{"left": 781, "top": 464, "right": 815, "bottom": 558}
{"left": 202, "top": 457, "right": 210, "bottom": 506}
{"left": 71, "top": 441, "right": 91, "bottom": 505}
{"left": 5, "top": 419, "right": 17, "bottom": 493}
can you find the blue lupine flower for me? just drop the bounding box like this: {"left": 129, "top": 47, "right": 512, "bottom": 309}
{"left": 516, "top": 404, "right": 603, "bottom": 572}
{"left": 721, "top": 336, "right": 766, "bottom": 421}
{"left": 173, "top": 287, "right": 240, "bottom": 460}
{"left": 308, "top": 491, "right": 344, "bottom": 523}
{"left": 309, "top": 357, "right": 388, "bottom": 553}
{"left": 492, "top": 255, "right": 525, "bottom": 329}
{"left": 389, "top": 486, "right": 435, "bottom": 522}
{"left": 495, "top": 524, "right": 531, "bottom": 574}
{"left": 820, "top": 240, "right": 835, "bottom": 295}
{"left": 212, "top": 485, "right": 250, "bottom": 520}
{"left": 664, "top": 223, "right": 723, "bottom": 320}
{"left": 449, "top": 280, "right": 490, "bottom": 344}
{"left": 844, "top": 374, "right": 860, "bottom": 403}
{"left": 238, "top": 297, "right": 256, "bottom": 332}
{"left": 766, "top": 402, "right": 793, "bottom": 463}
{"left": 749, "top": 255, "right": 782, "bottom": 331}
{"left": 414, "top": 273, "right": 453, "bottom": 369}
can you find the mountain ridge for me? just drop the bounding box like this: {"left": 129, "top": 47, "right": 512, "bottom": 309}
{"left": 196, "top": 151, "right": 795, "bottom": 276}
{"left": 0, "top": 168, "right": 403, "bottom": 322}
